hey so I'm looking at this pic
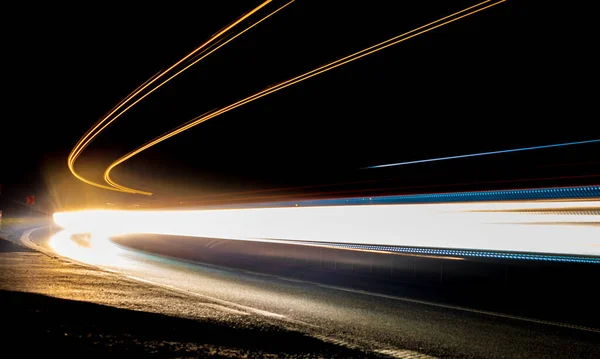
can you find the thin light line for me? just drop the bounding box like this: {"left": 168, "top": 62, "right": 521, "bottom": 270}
{"left": 67, "top": 0, "right": 277, "bottom": 193}
{"left": 365, "top": 139, "right": 600, "bottom": 169}
{"left": 104, "top": 0, "right": 506, "bottom": 195}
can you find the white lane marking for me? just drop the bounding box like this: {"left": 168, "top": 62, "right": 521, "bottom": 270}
{"left": 123, "top": 274, "right": 285, "bottom": 319}
{"left": 311, "top": 334, "right": 437, "bottom": 359}
{"left": 374, "top": 349, "right": 437, "bottom": 359}
{"left": 24, "top": 228, "right": 598, "bottom": 335}
{"left": 313, "top": 283, "right": 600, "bottom": 334}
{"left": 119, "top": 242, "right": 600, "bottom": 334}
{"left": 20, "top": 228, "right": 288, "bottom": 320}
{"left": 20, "top": 227, "right": 50, "bottom": 252}
{"left": 204, "top": 304, "right": 251, "bottom": 316}
{"left": 20, "top": 227, "right": 121, "bottom": 278}
{"left": 122, "top": 275, "right": 250, "bottom": 316}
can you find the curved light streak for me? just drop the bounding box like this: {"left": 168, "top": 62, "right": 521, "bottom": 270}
{"left": 104, "top": 0, "right": 507, "bottom": 195}
{"left": 67, "top": 0, "right": 293, "bottom": 193}
{"left": 52, "top": 196, "right": 600, "bottom": 260}
{"left": 70, "top": 0, "right": 272, "bottom": 160}
{"left": 365, "top": 139, "right": 600, "bottom": 169}
{"left": 71, "top": 0, "right": 290, "bottom": 166}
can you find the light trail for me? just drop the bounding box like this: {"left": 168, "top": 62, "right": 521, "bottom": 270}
{"left": 365, "top": 139, "right": 600, "bottom": 169}
{"left": 72, "top": 0, "right": 293, "bottom": 170}
{"left": 67, "top": 0, "right": 294, "bottom": 194}
{"left": 52, "top": 196, "right": 600, "bottom": 261}
{"left": 156, "top": 174, "right": 600, "bottom": 207}
{"left": 69, "top": 0, "right": 273, "bottom": 162}
{"left": 103, "top": 0, "right": 507, "bottom": 195}
{"left": 175, "top": 184, "right": 600, "bottom": 210}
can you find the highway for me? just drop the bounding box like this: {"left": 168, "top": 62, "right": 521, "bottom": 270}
{"left": 20, "top": 226, "right": 600, "bottom": 359}
{"left": 4, "top": 0, "right": 596, "bottom": 356}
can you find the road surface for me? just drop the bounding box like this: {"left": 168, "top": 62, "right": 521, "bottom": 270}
{"left": 12, "top": 226, "right": 599, "bottom": 359}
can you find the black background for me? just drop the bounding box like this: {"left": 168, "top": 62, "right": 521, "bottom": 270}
{"left": 1, "top": 0, "right": 598, "bottom": 210}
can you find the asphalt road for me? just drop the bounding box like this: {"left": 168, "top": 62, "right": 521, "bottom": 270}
{"left": 1, "top": 235, "right": 381, "bottom": 358}
{"left": 12, "top": 227, "right": 597, "bottom": 358}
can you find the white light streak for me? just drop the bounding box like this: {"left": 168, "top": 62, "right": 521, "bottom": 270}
{"left": 53, "top": 201, "right": 600, "bottom": 257}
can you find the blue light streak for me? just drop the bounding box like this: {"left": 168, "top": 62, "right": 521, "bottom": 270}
{"left": 365, "top": 139, "right": 600, "bottom": 169}
{"left": 300, "top": 242, "right": 600, "bottom": 264}
{"left": 201, "top": 185, "right": 600, "bottom": 209}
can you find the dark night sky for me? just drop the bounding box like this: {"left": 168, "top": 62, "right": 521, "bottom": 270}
{"left": 1, "top": 0, "right": 598, "bottom": 209}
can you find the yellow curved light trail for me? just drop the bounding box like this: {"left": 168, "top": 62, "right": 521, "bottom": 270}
{"left": 104, "top": 0, "right": 506, "bottom": 195}
{"left": 69, "top": 0, "right": 272, "bottom": 161}
{"left": 67, "top": 0, "right": 292, "bottom": 193}
{"left": 71, "top": 0, "right": 291, "bottom": 166}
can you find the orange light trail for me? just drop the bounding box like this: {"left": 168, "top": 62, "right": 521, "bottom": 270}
{"left": 72, "top": 0, "right": 292, "bottom": 166}
{"left": 67, "top": 0, "right": 294, "bottom": 193}
{"left": 103, "top": 0, "right": 506, "bottom": 195}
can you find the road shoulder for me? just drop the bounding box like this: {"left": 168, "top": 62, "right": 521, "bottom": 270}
{"left": 0, "top": 235, "right": 383, "bottom": 358}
